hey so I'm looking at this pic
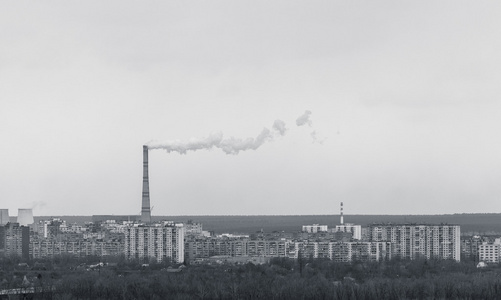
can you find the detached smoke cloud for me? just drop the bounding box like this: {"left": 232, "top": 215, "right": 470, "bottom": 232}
{"left": 310, "top": 130, "right": 325, "bottom": 144}
{"left": 295, "top": 110, "right": 325, "bottom": 144}
{"left": 147, "top": 119, "right": 287, "bottom": 155}
{"left": 296, "top": 110, "right": 312, "bottom": 127}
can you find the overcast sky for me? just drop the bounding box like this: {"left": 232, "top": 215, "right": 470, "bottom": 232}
{"left": 2, "top": 1, "right": 501, "bottom": 216}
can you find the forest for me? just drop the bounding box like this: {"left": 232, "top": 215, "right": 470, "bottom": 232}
{"left": 28, "top": 213, "right": 501, "bottom": 234}
{"left": 2, "top": 255, "right": 501, "bottom": 299}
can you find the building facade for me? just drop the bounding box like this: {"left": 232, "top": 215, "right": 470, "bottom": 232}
{"left": 478, "top": 238, "right": 501, "bottom": 263}
{"left": 0, "top": 223, "right": 30, "bottom": 259}
{"left": 185, "top": 237, "right": 391, "bottom": 263}
{"left": 334, "top": 223, "right": 362, "bottom": 240}
{"left": 368, "top": 224, "right": 461, "bottom": 261}
{"left": 185, "top": 220, "right": 203, "bottom": 237}
{"left": 461, "top": 235, "right": 484, "bottom": 261}
{"left": 294, "top": 241, "right": 391, "bottom": 262}
{"left": 302, "top": 224, "right": 328, "bottom": 233}
{"left": 124, "top": 223, "right": 184, "bottom": 263}
{"left": 31, "top": 240, "right": 124, "bottom": 258}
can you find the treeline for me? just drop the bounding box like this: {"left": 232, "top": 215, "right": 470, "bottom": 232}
{"left": 2, "top": 257, "right": 501, "bottom": 299}
{"left": 150, "top": 214, "right": 501, "bottom": 234}
{"left": 38, "top": 214, "right": 501, "bottom": 234}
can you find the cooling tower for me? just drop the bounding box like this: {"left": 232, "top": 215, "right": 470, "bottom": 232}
{"left": 0, "top": 209, "right": 9, "bottom": 225}
{"left": 141, "top": 145, "right": 151, "bottom": 223}
{"left": 17, "top": 209, "right": 34, "bottom": 226}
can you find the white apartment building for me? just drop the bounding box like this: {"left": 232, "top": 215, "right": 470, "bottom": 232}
{"left": 302, "top": 224, "right": 328, "bottom": 233}
{"left": 368, "top": 224, "right": 461, "bottom": 261}
{"left": 334, "top": 223, "right": 362, "bottom": 240}
{"left": 124, "top": 222, "right": 184, "bottom": 263}
{"left": 478, "top": 238, "right": 501, "bottom": 263}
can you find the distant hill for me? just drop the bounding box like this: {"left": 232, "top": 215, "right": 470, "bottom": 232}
{"left": 29, "top": 214, "right": 501, "bottom": 235}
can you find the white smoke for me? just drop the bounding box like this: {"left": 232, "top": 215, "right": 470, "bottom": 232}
{"left": 219, "top": 128, "right": 270, "bottom": 155}
{"left": 295, "top": 110, "right": 312, "bottom": 127}
{"left": 147, "top": 120, "right": 287, "bottom": 155}
{"left": 296, "top": 110, "right": 325, "bottom": 144}
{"left": 310, "top": 130, "right": 325, "bottom": 144}
{"left": 30, "top": 201, "right": 47, "bottom": 210}
{"left": 147, "top": 132, "right": 223, "bottom": 154}
{"left": 272, "top": 119, "right": 287, "bottom": 136}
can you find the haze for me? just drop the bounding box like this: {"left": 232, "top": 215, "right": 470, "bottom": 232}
{"left": 1, "top": 1, "right": 501, "bottom": 216}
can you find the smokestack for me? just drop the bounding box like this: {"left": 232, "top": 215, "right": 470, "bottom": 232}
{"left": 17, "top": 209, "right": 34, "bottom": 226}
{"left": 340, "top": 202, "right": 344, "bottom": 225}
{"left": 0, "top": 209, "right": 9, "bottom": 225}
{"left": 141, "top": 145, "right": 152, "bottom": 223}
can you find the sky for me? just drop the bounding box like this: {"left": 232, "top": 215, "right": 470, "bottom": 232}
{"left": 1, "top": 1, "right": 501, "bottom": 216}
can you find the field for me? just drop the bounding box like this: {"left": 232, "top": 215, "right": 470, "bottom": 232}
{"left": 29, "top": 214, "right": 501, "bottom": 235}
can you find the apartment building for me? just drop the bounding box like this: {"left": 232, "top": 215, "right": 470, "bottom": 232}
{"left": 478, "top": 238, "right": 501, "bottom": 263}
{"left": 294, "top": 241, "right": 391, "bottom": 262}
{"left": 0, "top": 223, "right": 30, "bottom": 259}
{"left": 368, "top": 224, "right": 461, "bottom": 261}
{"left": 185, "top": 238, "right": 250, "bottom": 262}
{"left": 334, "top": 223, "right": 362, "bottom": 240}
{"left": 124, "top": 222, "right": 184, "bottom": 263}
{"left": 31, "top": 239, "right": 124, "bottom": 258}
{"left": 302, "top": 224, "right": 328, "bottom": 233}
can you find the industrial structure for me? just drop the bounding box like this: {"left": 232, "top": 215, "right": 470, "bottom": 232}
{"left": 0, "top": 209, "right": 8, "bottom": 225}
{"left": 332, "top": 202, "right": 361, "bottom": 239}
{"left": 0, "top": 223, "right": 30, "bottom": 259}
{"left": 301, "top": 203, "right": 362, "bottom": 239}
{"left": 0, "top": 208, "right": 32, "bottom": 259}
{"left": 17, "top": 209, "right": 34, "bottom": 226}
{"left": 0, "top": 149, "right": 471, "bottom": 265}
{"left": 340, "top": 201, "right": 344, "bottom": 225}
{"left": 141, "top": 145, "right": 151, "bottom": 223}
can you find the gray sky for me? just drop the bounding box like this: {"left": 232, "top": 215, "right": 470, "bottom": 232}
{"left": 2, "top": 1, "right": 501, "bottom": 216}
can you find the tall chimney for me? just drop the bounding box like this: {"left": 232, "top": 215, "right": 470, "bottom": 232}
{"left": 340, "top": 202, "right": 344, "bottom": 225}
{"left": 141, "top": 145, "right": 151, "bottom": 223}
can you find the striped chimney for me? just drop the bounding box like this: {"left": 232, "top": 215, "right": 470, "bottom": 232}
{"left": 340, "top": 202, "right": 344, "bottom": 225}
{"left": 141, "top": 145, "right": 151, "bottom": 223}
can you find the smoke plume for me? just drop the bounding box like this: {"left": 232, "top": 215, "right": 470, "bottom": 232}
{"left": 147, "top": 132, "right": 223, "bottom": 154}
{"left": 147, "top": 120, "right": 287, "bottom": 155}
